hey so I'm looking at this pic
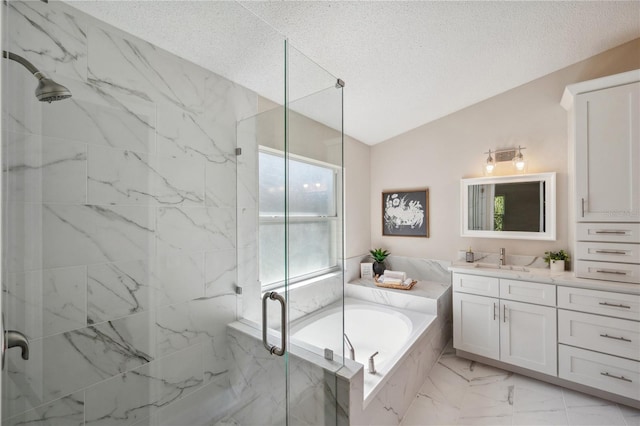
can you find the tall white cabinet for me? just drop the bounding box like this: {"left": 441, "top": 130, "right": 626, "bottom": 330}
{"left": 562, "top": 70, "right": 640, "bottom": 283}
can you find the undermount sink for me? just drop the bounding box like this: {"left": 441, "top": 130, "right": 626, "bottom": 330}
{"left": 473, "top": 263, "right": 529, "bottom": 272}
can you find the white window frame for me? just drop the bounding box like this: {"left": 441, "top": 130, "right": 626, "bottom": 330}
{"left": 259, "top": 146, "right": 341, "bottom": 291}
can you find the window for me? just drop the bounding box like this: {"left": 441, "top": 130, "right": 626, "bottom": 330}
{"left": 259, "top": 148, "right": 340, "bottom": 289}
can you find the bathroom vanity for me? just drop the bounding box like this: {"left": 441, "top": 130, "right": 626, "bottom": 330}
{"left": 450, "top": 265, "right": 640, "bottom": 409}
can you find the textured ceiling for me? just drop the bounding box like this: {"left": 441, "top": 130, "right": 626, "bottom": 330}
{"left": 65, "top": 1, "right": 640, "bottom": 145}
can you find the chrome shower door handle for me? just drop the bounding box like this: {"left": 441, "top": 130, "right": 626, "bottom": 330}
{"left": 2, "top": 315, "right": 30, "bottom": 370}
{"left": 261, "top": 291, "right": 286, "bottom": 356}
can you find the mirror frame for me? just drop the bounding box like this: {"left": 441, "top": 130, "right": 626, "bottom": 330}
{"left": 461, "top": 172, "right": 557, "bottom": 240}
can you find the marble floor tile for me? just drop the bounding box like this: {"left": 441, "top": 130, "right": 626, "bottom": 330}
{"left": 566, "top": 405, "right": 626, "bottom": 426}
{"left": 619, "top": 405, "right": 640, "bottom": 426}
{"left": 402, "top": 340, "right": 636, "bottom": 426}
{"left": 512, "top": 409, "right": 568, "bottom": 426}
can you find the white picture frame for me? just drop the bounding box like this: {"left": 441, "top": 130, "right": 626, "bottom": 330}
{"left": 360, "top": 262, "right": 374, "bottom": 279}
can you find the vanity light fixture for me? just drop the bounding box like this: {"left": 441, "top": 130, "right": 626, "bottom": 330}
{"left": 483, "top": 146, "right": 527, "bottom": 173}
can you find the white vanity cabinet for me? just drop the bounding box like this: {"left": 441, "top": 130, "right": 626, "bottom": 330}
{"left": 558, "top": 286, "right": 640, "bottom": 401}
{"left": 562, "top": 70, "right": 640, "bottom": 283}
{"left": 573, "top": 81, "right": 640, "bottom": 223}
{"left": 453, "top": 273, "right": 557, "bottom": 375}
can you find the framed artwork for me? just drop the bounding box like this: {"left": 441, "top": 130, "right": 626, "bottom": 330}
{"left": 382, "top": 189, "right": 429, "bottom": 237}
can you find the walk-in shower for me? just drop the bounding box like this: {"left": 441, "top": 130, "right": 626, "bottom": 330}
{"left": 2, "top": 50, "right": 72, "bottom": 102}
{"left": 1, "top": 1, "right": 344, "bottom": 425}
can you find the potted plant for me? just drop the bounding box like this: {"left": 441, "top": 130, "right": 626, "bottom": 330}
{"left": 544, "top": 250, "right": 570, "bottom": 272}
{"left": 370, "top": 248, "right": 390, "bottom": 276}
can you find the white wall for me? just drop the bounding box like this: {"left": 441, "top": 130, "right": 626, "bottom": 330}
{"left": 368, "top": 38, "right": 640, "bottom": 262}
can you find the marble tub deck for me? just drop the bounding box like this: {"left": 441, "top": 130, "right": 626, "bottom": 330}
{"left": 401, "top": 341, "right": 640, "bottom": 426}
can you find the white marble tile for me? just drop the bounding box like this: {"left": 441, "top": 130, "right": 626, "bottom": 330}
{"left": 3, "top": 391, "right": 84, "bottom": 426}
{"left": 87, "top": 259, "right": 152, "bottom": 324}
{"left": 562, "top": 388, "right": 617, "bottom": 408}
{"left": 236, "top": 119, "right": 258, "bottom": 211}
{"left": 459, "top": 380, "right": 515, "bottom": 419}
{"left": 205, "top": 249, "right": 237, "bottom": 297}
{"left": 456, "top": 414, "right": 513, "bottom": 425}
{"left": 387, "top": 256, "right": 452, "bottom": 284}
{"left": 87, "top": 26, "right": 206, "bottom": 113}
{"left": 7, "top": 0, "right": 87, "bottom": 81}
{"left": 204, "top": 72, "right": 257, "bottom": 124}
{"left": 206, "top": 160, "right": 237, "bottom": 208}
{"left": 4, "top": 132, "right": 87, "bottom": 204}
{"left": 156, "top": 206, "right": 235, "bottom": 255}
{"left": 43, "top": 204, "right": 155, "bottom": 269}
{"left": 401, "top": 391, "right": 460, "bottom": 426}
{"left": 513, "top": 374, "right": 565, "bottom": 413}
{"left": 156, "top": 104, "right": 234, "bottom": 163}
{"left": 2, "top": 338, "right": 45, "bottom": 419}
{"left": 619, "top": 405, "right": 640, "bottom": 426}
{"left": 512, "top": 409, "right": 569, "bottom": 426}
{"left": 6, "top": 202, "right": 43, "bottom": 273}
{"left": 566, "top": 405, "right": 626, "bottom": 426}
{"left": 87, "top": 146, "right": 205, "bottom": 206}
{"left": 43, "top": 311, "right": 155, "bottom": 403}
{"left": 156, "top": 295, "right": 236, "bottom": 357}
{"left": 84, "top": 343, "right": 204, "bottom": 426}
{"left": 438, "top": 354, "right": 514, "bottom": 386}
{"left": 42, "top": 96, "right": 156, "bottom": 153}
{"left": 153, "top": 252, "right": 206, "bottom": 307}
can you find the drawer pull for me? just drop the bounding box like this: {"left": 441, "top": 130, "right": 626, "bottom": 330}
{"left": 600, "top": 333, "right": 632, "bottom": 343}
{"left": 503, "top": 304, "right": 507, "bottom": 323}
{"left": 599, "top": 302, "right": 631, "bottom": 309}
{"left": 600, "top": 372, "right": 632, "bottom": 383}
{"left": 596, "top": 270, "right": 627, "bottom": 275}
{"left": 493, "top": 303, "right": 497, "bottom": 321}
{"left": 594, "top": 250, "right": 628, "bottom": 255}
{"left": 594, "top": 230, "right": 628, "bottom": 235}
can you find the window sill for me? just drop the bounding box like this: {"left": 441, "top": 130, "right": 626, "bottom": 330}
{"left": 265, "top": 269, "right": 343, "bottom": 294}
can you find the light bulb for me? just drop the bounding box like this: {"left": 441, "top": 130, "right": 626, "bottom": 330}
{"left": 485, "top": 151, "right": 495, "bottom": 174}
{"left": 513, "top": 147, "right": 525, "bottom": 171}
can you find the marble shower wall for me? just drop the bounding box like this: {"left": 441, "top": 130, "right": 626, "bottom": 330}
{"left": 2, "top": 1, "right": 257, "bottom": 424}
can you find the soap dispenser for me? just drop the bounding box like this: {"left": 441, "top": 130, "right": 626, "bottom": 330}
{"left": 465, "top": 247, "right": 474, "bottom": 263}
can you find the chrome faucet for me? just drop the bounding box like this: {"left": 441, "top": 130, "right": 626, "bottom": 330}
{"left": 499, "top": 248, "right": 506, "bottom": 266}
{"left": 368, "top": 351, "right": 379, "bottom": 374}
{"left": 344, "top": 333, "right": 355, "bottom": 361}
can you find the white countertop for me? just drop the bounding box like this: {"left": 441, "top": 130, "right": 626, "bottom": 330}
{"left": 449, "top": 262, "right": 640, "bottom": 295}
{"left": 348, "top": 278, "right": 450, "bottom": 300}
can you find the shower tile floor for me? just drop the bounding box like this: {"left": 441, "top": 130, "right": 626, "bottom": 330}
{"left": 401, "top": 341, "right": 640, "bottom": 426}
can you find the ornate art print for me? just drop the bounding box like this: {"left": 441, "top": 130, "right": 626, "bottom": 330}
{"left": 382, "top": 189, "right": 429, "bottom": 237}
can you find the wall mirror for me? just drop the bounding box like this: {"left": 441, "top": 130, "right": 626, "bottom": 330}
{"left": 461, "top": 172, "right": 556, "bottom": 240}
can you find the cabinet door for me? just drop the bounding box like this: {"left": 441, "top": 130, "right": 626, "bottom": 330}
{"left": 453, "top": 292, "right": 499, "bottom": 360}
{"left": 500, "top": 300, "right": 557, "bottom": 376}
{"left": 575, "top": 82, "right": 640, "bottom": 222}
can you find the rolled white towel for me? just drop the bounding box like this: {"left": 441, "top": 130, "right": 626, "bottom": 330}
{"left": 384, "top": 270, "right": 407, "bottom": 281}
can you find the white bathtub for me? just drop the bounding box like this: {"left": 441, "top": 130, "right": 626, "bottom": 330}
{"left": 290, "top": 297, "right": 436, "bottom": 404}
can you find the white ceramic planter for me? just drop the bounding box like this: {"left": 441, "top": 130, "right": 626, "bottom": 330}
{"left": 550, "top": 259, "right": 565, "bottom": 272}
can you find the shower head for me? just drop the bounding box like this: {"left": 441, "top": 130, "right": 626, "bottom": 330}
{"left": 3, "top": 50, "right": 72, "bottom": 103}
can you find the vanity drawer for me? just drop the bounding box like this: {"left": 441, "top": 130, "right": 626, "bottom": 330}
{"left": 558, "top": 286, "right": 640, "bottom": 321}
{"left": 576, "top": 241, "right": 640, "bottom": 264}
{"left": 577, "top": 223, "right": 640, "bottom": 243}
{"left": 559, "top": 344, "right": 640, "bottom": 400}
{"left": 499, "top": 279, "right": 556, "bottom": 306}
{"left": 576, "top": 260, "right": 640, "bottom": 284}
{"left": 452, "top": 273, "right": 499, "bottom": 297}
{"left": 558, "top": 310, "right": 640, "bottom": 361}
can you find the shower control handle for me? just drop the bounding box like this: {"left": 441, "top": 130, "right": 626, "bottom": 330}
{"left": 262, "top": 291, "right": 286, "bottom": 357}
{"left": 2, "top": 316, "right": 30, "bottom": 370}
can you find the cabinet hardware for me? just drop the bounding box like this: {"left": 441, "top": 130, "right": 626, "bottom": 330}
{"left": 596, "top": 270, "right": 627, "bottom": 275}
{"left": 581, "top": 198, "right": 585, "bottom": 217}
{"left": 594, "top": 250, "right": 627, "bottom": 255}
{"left": 600, "top": 372, "right": 632, "bottom": 382}
{"left": 598, "top": 302, "right": 631, "bottom": 309}
{"left": 599, "top": 333, "right": 632, "bottom": 343}
{"left": 503, "top": 304, "right": 507, "bottom": 323}
{"left": 493, "top": 303, "right": 497, "bottom": 321}
{"left": 594, "top": 230, "right": 627, "bottom": 235}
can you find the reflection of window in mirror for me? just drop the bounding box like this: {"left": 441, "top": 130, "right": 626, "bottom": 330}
{"left": 494, "top": 195, "right": 505, "bottom": 231}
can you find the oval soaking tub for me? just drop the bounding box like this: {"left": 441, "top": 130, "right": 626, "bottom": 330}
{"left": 290, "top": 297, "right": 436, "bottom": 404}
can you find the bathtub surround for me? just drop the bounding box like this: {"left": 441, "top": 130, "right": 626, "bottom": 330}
{"left": 2, "top": 1, "right": 257, "bottom": 424}
{"left": 346, "top": 254, "right": 452, "bottom": 284}
{"left": 338, "top": 280, "right": 452, "bottom": 425}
